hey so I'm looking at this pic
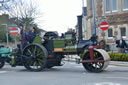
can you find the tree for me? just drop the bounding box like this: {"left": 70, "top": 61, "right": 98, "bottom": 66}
{"left": 0, "top": 0, "right": 12, "bottom": 10}
{"left": 3, "top": 0, "right": 40, "bottom": 30}
{"left": 0, "top": 0, "right": 43, "bottom": 42}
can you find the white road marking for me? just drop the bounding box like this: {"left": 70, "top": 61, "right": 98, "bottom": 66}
{"left": 95, "top": 82, "right": 121, "bottom": 85}
{"left": 108, "top": 65, "right": 116, "bottom": 67}
{"left": 0, "top": 71, "right": 7, "bottom": 74}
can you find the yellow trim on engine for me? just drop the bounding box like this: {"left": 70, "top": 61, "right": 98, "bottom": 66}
{"left": 54, "top": 48, "right": 64, "bottom": 52}
{"left": 79, "top": 50, "right": 88, "bottom": 57}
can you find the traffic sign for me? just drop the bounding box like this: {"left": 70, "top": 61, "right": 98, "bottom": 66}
{"left": 100, "top": 21, "right": 109, "bottom": 31}
{"left": 10, "top": 27, "right": 19, "bottom": 36}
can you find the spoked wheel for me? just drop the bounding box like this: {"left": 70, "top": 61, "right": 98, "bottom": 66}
{"left": 23, "top": 44, "right": 48, "bottom": 71}
{"left": 0, "top": 60, "right": 5, "bottom": 69}
{"left": 82, "top": 49, "right": 110, "bottom": 73}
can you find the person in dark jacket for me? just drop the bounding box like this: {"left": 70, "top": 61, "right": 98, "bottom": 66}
{"left": 116, "top": 37, "right": 127, "bottom": 53}
{"left": 25, "top": 27, "right": 36, "bottom": 43}
{"left": 20, "top": 25, "right": 36, "bottom": 48}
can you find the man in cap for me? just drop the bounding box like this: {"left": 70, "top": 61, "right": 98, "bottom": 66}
{"left": 21, "top": 25, "right": 36, "bottom": 48}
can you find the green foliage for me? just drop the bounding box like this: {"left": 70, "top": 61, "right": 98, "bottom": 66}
{"left": 109, "top": 52, "right": 128, "bottom": 61}
{"left": 9, "top": 35, "right": 20, "bottom": 42}
{"left": 0, "top": 27, "right": 15, "bottom": 43}
{"left": 0, "top": 14, "right": 15, "bottom": 42}
{"left": 0, "top": 27, "right": 6, "bottom": 42}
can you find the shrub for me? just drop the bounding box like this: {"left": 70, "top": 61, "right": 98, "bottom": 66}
{"left": 108, "top": 52, "right": 128, "bottom": 61}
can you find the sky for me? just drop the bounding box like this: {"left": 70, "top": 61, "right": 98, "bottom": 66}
{"left": 34, "top": 0, "right": 86, "bottom": 33}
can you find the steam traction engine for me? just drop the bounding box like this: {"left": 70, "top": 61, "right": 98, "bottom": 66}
{"left": 0, "top": 30, "right": 110, "bottom": 72}
{"left": 0, "top": 18, "right": 110, "bottom": 72}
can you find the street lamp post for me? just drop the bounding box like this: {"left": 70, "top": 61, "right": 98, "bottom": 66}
{"left": 82, "top": 0, "right": 86, "bottom": 39}
{"left": 93, "top": 0, "right": 96, "bottom": 35}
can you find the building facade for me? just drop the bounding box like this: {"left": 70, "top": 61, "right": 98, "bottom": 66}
{"left": 86, "top": 0, "right": 128, "bottom": 51}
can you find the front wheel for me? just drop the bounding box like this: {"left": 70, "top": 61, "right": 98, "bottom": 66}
{"left": 82, "top": 49, "right": 110, "bottom": 73}
{"left": 23, "top": 44, "right": 48, "bottom": 71}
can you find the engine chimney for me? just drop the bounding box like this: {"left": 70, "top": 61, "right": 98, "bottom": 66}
{"left": 77, "top": 16, "right": 83, "bottom": 41}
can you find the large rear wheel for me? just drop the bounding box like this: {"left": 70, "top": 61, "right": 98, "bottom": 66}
{"left": 23, "top": 44, "right": 48, "bottom": 71}
{"left": 82, "top": 49, "right": 110, "bottom": 73}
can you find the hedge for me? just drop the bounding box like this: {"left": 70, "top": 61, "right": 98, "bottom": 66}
{"left": 108, "top": 52, "right": 128, "bottom": 61}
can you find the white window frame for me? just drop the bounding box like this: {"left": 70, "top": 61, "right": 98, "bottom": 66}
{"left": 122, "top": 0, "right": 128, "bottom": 11}
{"left": 112, "top": 0, "right": 118, "bottom": 12}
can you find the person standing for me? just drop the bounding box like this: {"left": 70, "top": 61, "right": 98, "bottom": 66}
{"left": 116, "top": 37, "right": 127, "bottom": 53}
{"left": 25, "top": 27, "right": 36, "bottom": 43}
{"left": 20, "top": 25, "right": 36, "bottom": 48}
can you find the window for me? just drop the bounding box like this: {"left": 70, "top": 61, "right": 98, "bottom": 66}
{"left": 112, "top": 0, "right": 117, "bottom": 12}
{"left": 108, "top": 29, "right": 113, "bottom": 37}
{"left": 105, "top": 0, "right": 118, "bottom": 13}
{"left": 122, "top": 0, "right": 128, "bottom": 11}
{"left": 105, "top": 0, "right": 111, "bottom": 12}
{"left": 120, "top": 27, "right": 126, "bottom": 37}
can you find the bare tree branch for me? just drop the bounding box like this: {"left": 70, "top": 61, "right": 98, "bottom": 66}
{"left": 0, "top": 0, "right": 42, "bottom": 32}
{"left": 0, "top": 0, "right": 10, "bottom": 3}
{"left": 1, "top": 0, "right": 36, "bottom": 26}
{"left": 0, "top": 0, "right": 13, "bottom": 10}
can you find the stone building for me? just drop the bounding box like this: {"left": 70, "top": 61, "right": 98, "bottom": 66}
{"left": 86, "top": 0, "right": 128, "bottom": 51}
